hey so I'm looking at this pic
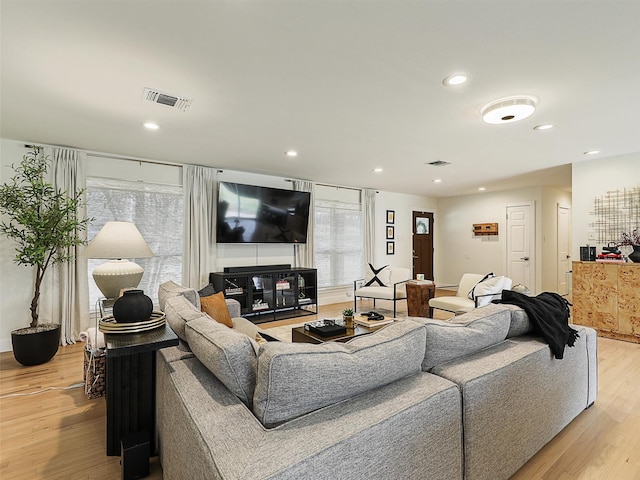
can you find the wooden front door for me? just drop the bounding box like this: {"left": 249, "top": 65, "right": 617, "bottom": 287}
{"left": 412, "top": 211, "right": 434, "bottom": 280}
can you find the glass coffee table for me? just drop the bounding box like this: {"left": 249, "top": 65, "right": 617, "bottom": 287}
{"left": 291, "top": 320, "right": 390, "bottom": 344}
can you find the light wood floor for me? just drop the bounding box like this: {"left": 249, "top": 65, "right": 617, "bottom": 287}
{"left": 1, "top": 300, "right": 639, "bottom": 479}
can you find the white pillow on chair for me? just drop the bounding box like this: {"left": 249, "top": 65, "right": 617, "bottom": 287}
{"left": 473, "top": 276, "right": 507, "bottom": 307}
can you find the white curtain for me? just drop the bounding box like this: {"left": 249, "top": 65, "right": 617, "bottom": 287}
{"left": 41, "top": 147, "right": 90, "bottom": 345}
{"left": 182, "top": 165, "right": 217, "bottom": 289}
{"left": 293, "top": 180, "right": 315, "bottom": 268}
{"left": 362, "top": 189, "right": 376, "bottom": 275}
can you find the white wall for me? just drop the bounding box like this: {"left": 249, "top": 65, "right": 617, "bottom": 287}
{"left": 572, "top": 152, "right": 640, "bottom": 259}
{"left": 434, "top": 187, "right": 546, "bottom": 291}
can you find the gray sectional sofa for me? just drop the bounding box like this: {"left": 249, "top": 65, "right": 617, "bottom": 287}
{"left": 155, "top": 284, "right": 597, "bottom": 480}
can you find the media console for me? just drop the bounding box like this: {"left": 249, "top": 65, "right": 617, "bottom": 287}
{"left": 210, "top": 265, "right": 317, "bottom": 323}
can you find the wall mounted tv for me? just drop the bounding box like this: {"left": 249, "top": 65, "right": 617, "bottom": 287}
{"left": 216, "top": 181, "right": 311, "bottom": 244}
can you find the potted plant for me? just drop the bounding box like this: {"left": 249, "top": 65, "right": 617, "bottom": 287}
{"left": 618, "top": 229, "right": 640, "bottom": 263}
{"left": 0, "top": 146, "right": 91, "bottom": 365}
{"left": 342, "top": 308, "right": 355, "bottom": 328}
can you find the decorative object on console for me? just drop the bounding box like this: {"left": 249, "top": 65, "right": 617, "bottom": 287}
{"left": 113, "top": 289, "right": 153, "bottom": 323}
{"left": 618, "top": 229, "right": 640, "bottom": 263}
{"left": 84, "top": 221, "right": 154, "bottom": 299}
{"left": 99, "top": 312, "right": 166, "bottom": 334}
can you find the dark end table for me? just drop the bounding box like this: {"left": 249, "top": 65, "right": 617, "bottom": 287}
{"left": 406, "top": 280, "right": 436, "bottom": 317}
{"left": 104, "top": 323, "right": 178, "bottom": 457}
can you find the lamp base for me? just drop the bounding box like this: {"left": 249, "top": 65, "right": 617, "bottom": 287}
{"left": 93, "top": 259, "right": 144, "bottom": 299}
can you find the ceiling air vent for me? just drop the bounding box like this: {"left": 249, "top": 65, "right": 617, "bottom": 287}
{"left": 142, "top": 88, "right": 192, "bottom": 111}
{"left": 427, "top": 160, "right": 451, "bottom": 167}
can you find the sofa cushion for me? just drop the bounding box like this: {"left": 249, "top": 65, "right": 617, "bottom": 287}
{"left": 200, "top": 292, "right": 234, "bottom": 328}
{"left": 158, "top": 280, "right": 200, "bottom": 311}
{"left": 413, "top": 304, "right": 511, "bottom": 370}
{"left": 252, "top": 320, "right": 426, "bottom": 427}
{"left": 501, "top": 303, "right": 534, "bottom": 338}
{"left": 467, "top": 272, "right": 494, "bottom": 300}
{"left": 165, "top": 295, "right": 209, "bottom": 341}
{"left": 185, "top": 316, "right": 257, "bottom": 406}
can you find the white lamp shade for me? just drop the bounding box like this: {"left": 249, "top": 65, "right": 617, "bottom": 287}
{"left": 85, "top": 221, "right": 153, "bottom": 299}
{"left": 84, "top": 221, "right": 154, "bottom": 259}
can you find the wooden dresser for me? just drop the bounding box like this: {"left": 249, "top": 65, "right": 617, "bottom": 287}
{"left": 572, "top": 261, "right": 640, "bottom": 343}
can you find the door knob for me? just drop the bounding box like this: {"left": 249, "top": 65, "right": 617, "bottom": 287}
{"left": 521, "top": 256, "right": 530, "bottom": 261}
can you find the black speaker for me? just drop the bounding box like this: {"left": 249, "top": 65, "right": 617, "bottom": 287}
{"left": 121, "top": 431, "right": 150, "bottom": 480}
{"left": 580, "top": 246, "right": 596, "bottom": 261}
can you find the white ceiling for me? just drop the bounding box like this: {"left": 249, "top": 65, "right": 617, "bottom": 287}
{"left": 2, "top": 1, "right": 639, "bottom": 197}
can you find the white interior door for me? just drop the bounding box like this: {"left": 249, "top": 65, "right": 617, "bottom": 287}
{"left": 506, "top": 202, "right": 535, "bottom": 293}
{"left": 557, "top": 205, "right": 571, "bottom": 295}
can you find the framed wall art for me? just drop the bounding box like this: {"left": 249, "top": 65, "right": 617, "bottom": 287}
{"left": 386, "top": 210, "right": 395, "bottom": 224}
{"left": 387, "top": 241, "right": 395, "bottom": 255}
{"left": 386, "top": 226, "right": 394, "bottom": 239}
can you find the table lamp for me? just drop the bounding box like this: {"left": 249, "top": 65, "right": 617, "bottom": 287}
{"left": 84, "top": 221, "right": 154, "bottom": 299}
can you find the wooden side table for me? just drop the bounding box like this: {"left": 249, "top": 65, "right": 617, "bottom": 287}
{"left": 104, "top": 324, "right": 179, "bottom": 456}
{"left": 406, "top": 280, "right": 436, "bottom": 318}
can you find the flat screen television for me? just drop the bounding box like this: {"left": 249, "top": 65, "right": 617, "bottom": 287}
{"left": 216, "top": 181, "right": 311, "bottom": 244}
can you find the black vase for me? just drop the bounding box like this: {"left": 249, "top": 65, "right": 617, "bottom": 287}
{"left": 629, "top": 245, "right": 640, "bottom": 263}
{"left": 113, "top": 289, "right": 153, "bottom": 323}
{"left": 12, "top": 324, "right": 61, "bottom": 366}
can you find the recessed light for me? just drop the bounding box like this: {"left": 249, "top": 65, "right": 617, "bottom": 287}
{"left": 534, "top": 124, "right": 554, "bottom": 131}
{"left": 285, "top": 150, "right": 298, "bottom": 157}
{"left": 481, "top": 96, "right": 537, "bottom": 124}
{"left": 443, "top": 73, "right": 470, "bottom": 87}
{"left": 583, "top": 150, "right": 600, "bottom": 156}
{"left": 373, "top": 168, "right": 383, "bottom": 173}
{"left": 143, "top": 122, "right": 160, "bottom": 130}
{"left": 478, "top": 187, "right": 486, "bottom": 191}
{"left": 433, "top": 179, "right": 442, "bottom": 183}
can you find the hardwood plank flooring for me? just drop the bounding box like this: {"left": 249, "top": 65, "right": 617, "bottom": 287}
{"left": 1, "top": 298, "right": 638, "bottom": 479}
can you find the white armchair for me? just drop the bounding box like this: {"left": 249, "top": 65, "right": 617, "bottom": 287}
{"left": 353, "top": 267, "right": 412, "bottom": 317}
{"left": 428, "top": 273, "right": 512, "bottom": 316}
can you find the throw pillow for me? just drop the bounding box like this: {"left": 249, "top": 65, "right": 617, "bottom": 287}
{"left": 200, "top": 292, "right": 233, "bottom": 328}
{"left": 467, "top": 272, "right": 494, "bottom": 300}
{"left": 472, "top": 276, "right": 506, "bottom": 307}
{"left": 364, "top": 263, "right": 390, "bottom": 287}
{"left": 198, "top": 283, "right": 216, "bottom": 297}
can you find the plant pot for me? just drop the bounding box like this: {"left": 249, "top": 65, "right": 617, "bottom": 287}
{"left": 11, "top": 323, "right": 61, "bottom": 366}
{"left": 343, "top": 315, "right": 354, "bottom": 328}
{"left": 113, "top": 289, "right": 153, "bottom": 323}
{"left": 629, "top": 245, "right": 640, "bottom": 263}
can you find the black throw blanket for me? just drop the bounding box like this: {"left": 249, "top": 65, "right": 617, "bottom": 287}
{"left": 495, "top": 290, "right": 579, "bottom": 359}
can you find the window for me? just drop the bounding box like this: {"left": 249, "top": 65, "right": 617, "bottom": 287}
{"left": 86, "top": 177, "right": 183, "bottom": 308}
{"left": 314, "top": 186, "right": 362, "bottom": 288}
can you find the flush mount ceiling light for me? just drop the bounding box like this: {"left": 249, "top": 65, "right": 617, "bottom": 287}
{"left": 143, "top": 122, "right": 160, "bottom": 130}
{"left": 534, "top": 123, "right": 554, "bottom": 131}
{"left": 443, "top": 72, "right": 470, "bottom": 87}
{"left": 584, "top": 150, "right": 601, "bottom": 156}
{"left": 481, "top": 96, "right": 537, "bottom": 124}
{"left": 285, "top": 150, "right": 298, "bottom": 157}
{"left": 373, "top": 168, "right": 383, "bottom": 173}
{"left": 432, "top": 179, "right": 442, "bottom": 183}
